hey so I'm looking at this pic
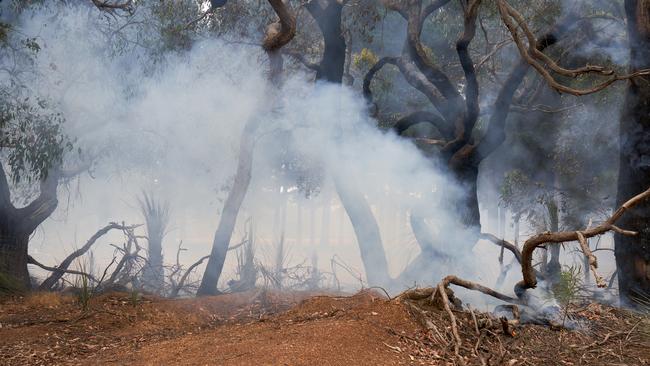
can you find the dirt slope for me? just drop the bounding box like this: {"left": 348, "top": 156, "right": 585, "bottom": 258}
{"left": 0, "top": 290, "right": 648, "bottom": 365}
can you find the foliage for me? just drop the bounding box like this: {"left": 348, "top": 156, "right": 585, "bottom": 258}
{"left": 0, "top": 98, "right": 72, "bottom": 184}
{"left": 552, "top": 265, "right": 583, "bottom": 307}
{"left": 352, "top": 48, "right": 378, "bottom": 70}
{"left": 74, "top": 262, "right": 92, "bottom": 312}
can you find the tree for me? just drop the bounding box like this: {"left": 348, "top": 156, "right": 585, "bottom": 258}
{"left": 197, "top": 0, "right": 297, "bottom": 295}
{"left": 615, "top": 0, "right": 650, "bottom": 306}
{"left": 303, "top": 0, "right": 391, "bottom": 286}
{"left": 0, "top": 33, "right": 74, "bottom": 288}
{"left": 363, "top": 0, "right": 647, "bottom": 278}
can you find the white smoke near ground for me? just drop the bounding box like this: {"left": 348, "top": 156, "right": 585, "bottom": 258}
{"left": 5, "top": 3, "right": 517, "bottom": 304}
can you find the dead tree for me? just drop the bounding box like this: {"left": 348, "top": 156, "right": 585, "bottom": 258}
{"left": 196, "top": 0, "right": 297, "bottom": 296}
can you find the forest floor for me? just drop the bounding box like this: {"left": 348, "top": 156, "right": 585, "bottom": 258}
{"left": 0, "top": 289, "right": 648, "bottom": 365}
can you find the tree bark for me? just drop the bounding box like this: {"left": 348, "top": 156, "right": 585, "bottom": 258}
{"left": 306, "top": 0, "right": 346, "bottom": 84}
{"left": 0, "top": 225, "right": 30, "bottom": 289}
{"left": 0, "top": 164, "right": 60, "bottom": 290}
{"left": 615, "top": 0, "right": 650, "bottom": 306}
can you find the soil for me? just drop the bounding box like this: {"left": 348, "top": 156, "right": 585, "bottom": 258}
{"left": 0, "top": 290, "right": 648, "bottom": 365}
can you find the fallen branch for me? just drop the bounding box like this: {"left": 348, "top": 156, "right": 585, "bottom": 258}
{"left": 28, "top": 255, "right": 98, "bottom": 283}
{"left": 518, "top": 187, "right": 650, "bottom": 292}
{"left": 170, "top": 255, "right": 211, "bottom": 298}
{"left": 431, "top": 275, "right": 525, "bottom": 359}
{"left": 38, "top": 222, "right": 138, "bottom": 290}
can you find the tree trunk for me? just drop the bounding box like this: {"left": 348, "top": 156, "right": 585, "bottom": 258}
{"left": 197, "top": 120, "right": 259, "bottom": 296}
{"left": 615, "top": 0, "right": 650, "bottom": 306}
{"left": 307, "top": 1, "right": 345, "bottom": 84}
{"left": 454, "top": 164, "right": 481, "bottom": 249}
{"left": 197, "top": 0, "right": 296, "bottom": 295}
{"left": 334, "top": 177, "right": 390, "bottom": 285}
{"left": 307, "top": 0, "right": 392, "bottom": 286}
{"left": 0, "top": 223, "right": 30, "bottom": 289}
{"left": 0, "top": 165, "right": 59, "bottom": 291}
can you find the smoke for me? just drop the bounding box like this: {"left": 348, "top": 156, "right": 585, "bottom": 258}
{"left": 3, "top": 1, "right": 627, "bottom": 308}
{"left": 2, "top": 3, "right": 485, "bottom": 295}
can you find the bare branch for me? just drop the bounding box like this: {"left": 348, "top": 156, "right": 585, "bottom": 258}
{"left": 480, "top": 233, "right": 522, "bottom": 263}
{"left": 456, "top": 0, "right": 482, "bottom": 141}
{"left": 518, "top": 187, "right": 650, "bottom": 292}
{"left": 170, "top": 255, "right": 210, "bottom": 298}
{"left": 393, "top": 111, "right": 454, "bottom": 141}
{"left": 262, "top": 0, "right": 297, "bottom": 52}
{"left": 16, "top": 168, "right": 61, "bottom": 233}
{"left": 38, "top": 222, "right": 138, "bottom": 290}
{"left": 497, "top": 0, "right": 650, "bottom": 96}
{"left": 576, "top": 231, "right": 606, "bottom": 288}
{"left": 28, "top": 255, "right": 98, "bottom": 283}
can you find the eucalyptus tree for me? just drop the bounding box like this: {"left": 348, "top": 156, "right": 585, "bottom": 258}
{"left": 362, "top": 0, "right": 647, "bottom": 288}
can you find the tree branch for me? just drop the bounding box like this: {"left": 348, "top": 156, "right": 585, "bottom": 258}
{"left": 16, "top": 168, "right": 61, "bottom": 233}
{"left": 393, "top": 111, "right": 454, "bottom": 140}
{"left": 38, "top": 222, "right": 138, "bottom": 290}
{"left": 262, "top": 0, "right": 297, "bottom": 52}
{"left": 170, "top": 255, "right": 210, "bottom": 298}
{"left": 91, "top": 0, "right": 134, "bottom": 13}
{"left": 456, "top": 0, "right": 482, "bottom": 142}
{"left": 263, "top": 0, "right": 297, "bottom": 83}
{"left": 480, "top": 233, "right": 521, "bottom": 263}
{"left": 497, "top": 0, "right": 650, "bottom": 96}
{"left": 28, "top": 255, "right": 98, "bottom": 284}
{"left": 473, "top": 20, "right": 570, "bottom": 163}
{"left": 517, "top": 187, "right": 650, "bottom": 292}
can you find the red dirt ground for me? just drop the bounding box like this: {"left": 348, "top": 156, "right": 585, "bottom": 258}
{"left": 0, "top": 290, "right": 648, "bottom": 365}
